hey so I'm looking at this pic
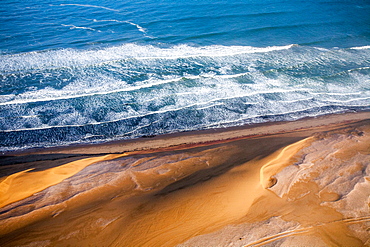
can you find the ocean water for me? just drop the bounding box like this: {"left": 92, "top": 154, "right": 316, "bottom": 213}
{"left": 0, "top": 0, "right": 369, "bottom": 152}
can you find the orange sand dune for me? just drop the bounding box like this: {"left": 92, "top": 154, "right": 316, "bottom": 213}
{"left": 0, "top": 153, "right": 127, "bottom": 208}
{"left": 0, "top": 113, "right": 369, "bottom": 246}
{"left": 113, "top": 137, "right": 315, "bottom": 246}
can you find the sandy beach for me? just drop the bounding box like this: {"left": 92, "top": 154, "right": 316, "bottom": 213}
{"left": 0, "top": 112, "right": 369, "bottom": 246}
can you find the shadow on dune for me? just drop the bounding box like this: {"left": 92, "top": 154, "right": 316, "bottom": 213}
{"left": 156, "top": 135, "right": 304, "bottom": 196}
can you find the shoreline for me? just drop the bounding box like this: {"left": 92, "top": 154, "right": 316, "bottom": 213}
{"left": 0, "top": 111, "right": 369, "bottom": 246}
{"left": 3, "top": 111, "right": 370, "bottom": 157}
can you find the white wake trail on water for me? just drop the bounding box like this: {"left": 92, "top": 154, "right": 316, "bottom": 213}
{"left": 53, "top": 4, "right": 118, "bottom": 12}
{"left": 89, "top": 19, "right": 153, "bottom": 38}
{"left": 61, "top": 24, "right": 100, "bottom": 32}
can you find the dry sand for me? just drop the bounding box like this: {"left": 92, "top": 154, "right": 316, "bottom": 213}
{"left": 0, "top": 112, "right": 369, "bottom": 246}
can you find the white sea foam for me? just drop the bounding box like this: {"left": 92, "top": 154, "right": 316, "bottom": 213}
{"left": 350, "top": 45, "right": 370, "bottom": 50}
{"left": 201, "top": 104, "right": 343, "bottom": 129}
{"left": 1, "top": 43, "right": 369, "bottom": 151}
{"left": 320, "top": 96, "right": 370, "bottom": 103}
{"left": 89, "top": 19, "right": 153, "bottom": 38}
{"left": 0, "top": 76, "right": 180, "bottom": 106}
{"left": 1, "top": 66, "right": 368, "bottom": 136}
{"left": 125, "top": 21, "right": 146, "bottom": 34}
{"left": 0, "top": 85, "right": 312, "bottom": 132}
{"left": 61, "top": 24, "right": 101, "bottom": 32}
{"left": 91, "top": 19, "right": 125, "bottom": 23}
{"left": 0, "top": 44, "right": 296, "bottom": 72}
{"left": 55, "top": 4, "right": 118, "bottom": 12}
{"left": 309, "top": 92, "right": 363, "bottom": 96}
{"left": 61, "top": 24, "right": 100, "bottom": 32}
{"left": 0, "top": 71, "right": 305, "bottom": 106}
{"left": 276, "top": 98, "right": 314, "bottom": 104}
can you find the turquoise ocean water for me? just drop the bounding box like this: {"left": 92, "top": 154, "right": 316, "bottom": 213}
{"left": 1, "top": 0, "right": 369, "bottom": 152}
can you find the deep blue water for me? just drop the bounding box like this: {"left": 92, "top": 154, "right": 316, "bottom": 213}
{"left": 1, "top": 0, "right": 370, "bottom": 152}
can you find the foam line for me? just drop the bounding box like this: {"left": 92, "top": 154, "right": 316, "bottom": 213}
{"left": 0, "top": 72, "right": 288, "bottom": 106}
{"left": 133, "top": 44, "right": 297, "bottom": 60}
{"left": 350, "top": 45, "right": 370, "bottom": 50}
{"left": 123, "top": 120, "right": 161, "bottom": 136}
{"left": 0, "top": 90, "right": 332, "bottom": 133}
{"left": 89, "top": 18, "right": 151, "bottom": 37}
{"left": 308, "top": 91, "right": 364, "bottom": 96}
{"left": 61, "top": 24, "right": 100, "bottom": 32}
{"left": 0, "top": 77, "right": 183, "bottom": 106}
{"left": 177, "top": 88, "right": 310, "bottom": 111}
{"left": 206, "top": 105, "right": 347, "bottom": 128}
{"left": 0, "top": 44, "right": 297, "bottom": 72}
{"left": 199, "top": 72, "right": 250, "bottom": 79}
{"left": 124, "top": 21, "right": 155, "bottom": 39}
{"left": 275, "top": 98, "right": 314, "bottom": 104}
{"left": 196, "top": 102, "right": 225, "bottom": 110}
{"left": 319, "top": 66, "right": 370, "bottom": 79}
{"left": 0, "top": 115, "right": 40, "bottom": 119}
{"left": 90, "top": 19, "right": 126, "bottom": 23}
{"left": 125, "top": 21, "right": 147, "bottom": 34}
{"left": 56, "top": 4, "right": 118, "bottom": 12}
{"left": 320, "top": 96, "right": 370, "bottom": 103}
{"left": 90, "top": 19, "right": 150, "bottom": 36}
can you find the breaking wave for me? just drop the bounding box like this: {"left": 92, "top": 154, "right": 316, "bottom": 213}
{"left": 0, "top": 44, "right": 369, "bottom": 151}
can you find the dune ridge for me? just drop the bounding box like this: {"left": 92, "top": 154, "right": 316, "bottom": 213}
{"left": 0, "top": 153, "right": 127, "bottom": 208}
{"left": 0, "top": 113, "right": 369, "bottom": 246}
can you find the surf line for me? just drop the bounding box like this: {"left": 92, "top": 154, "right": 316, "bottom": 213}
{"left": 0, "top": 153, "right": 128, "bottom": 208}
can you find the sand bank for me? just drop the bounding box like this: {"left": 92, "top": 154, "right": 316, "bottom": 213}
{"left": 0, "top": 112, "right": 369, "bottom": 246}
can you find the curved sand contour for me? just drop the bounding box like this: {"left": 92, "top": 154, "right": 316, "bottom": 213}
{"left": 0, "top": 112, "right": 369, "bottom": 246}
